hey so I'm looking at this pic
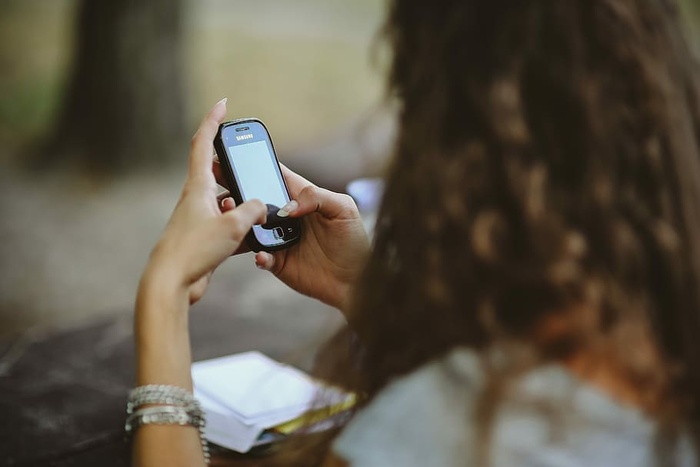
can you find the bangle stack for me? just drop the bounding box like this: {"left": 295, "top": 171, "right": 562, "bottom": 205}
{"left": 125, "top": 384, "right": 210, "bottom": 464}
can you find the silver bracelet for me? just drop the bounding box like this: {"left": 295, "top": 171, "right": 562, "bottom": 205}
{"left": 126, "top": 405, "right": 194, "bottom": 431}
{"left": 126, "top": 385, "right": 210, "bottom": 464}
{"left": 127, "top": 384, "right": 201, "bottom": 414}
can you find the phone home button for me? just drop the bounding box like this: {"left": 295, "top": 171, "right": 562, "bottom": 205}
{"left": 272, "top": 227, "right": 285, "bottom": 240}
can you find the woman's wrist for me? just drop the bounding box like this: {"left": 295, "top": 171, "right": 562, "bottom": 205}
{"left": 137, "top": 264, "right": 190, "bottom": 315}
{"left": 140, "top": 246, "right": 191, "bottom": 295}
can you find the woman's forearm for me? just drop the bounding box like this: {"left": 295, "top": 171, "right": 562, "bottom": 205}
{"left": 135, "top": 277, "right": 192, "bottom": 388}
{"left": 132, "top": 277, "right": 206, "bottom": 467}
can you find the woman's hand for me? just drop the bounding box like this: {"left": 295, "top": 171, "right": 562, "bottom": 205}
{"left": 215, "top": 163, "right": 371, "bottom": 315}
{"left": 141, "top": 98, "right": 267, "bottom": 305}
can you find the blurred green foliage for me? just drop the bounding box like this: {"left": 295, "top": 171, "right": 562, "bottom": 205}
{"left": 679, "top": 0, "right": 700, "bottom": 46}
{"left": 0, "top": 0, "right": 76, "bottom": 156}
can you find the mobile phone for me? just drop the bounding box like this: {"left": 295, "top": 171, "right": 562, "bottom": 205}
{"left": 214, "top": 118, "right": 302, "bottom": 252}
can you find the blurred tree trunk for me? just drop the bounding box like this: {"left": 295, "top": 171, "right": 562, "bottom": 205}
{"left": 44, "top": 0, "right": 186, "bottom": 174}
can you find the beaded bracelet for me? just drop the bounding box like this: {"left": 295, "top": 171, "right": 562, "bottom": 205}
{"left": 126, "top": 385, "right": 210, "bottom": 464}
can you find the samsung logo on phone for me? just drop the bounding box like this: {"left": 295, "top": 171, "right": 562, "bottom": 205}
{"left": 235, "top": 134, "right": 254, "bottom": 141}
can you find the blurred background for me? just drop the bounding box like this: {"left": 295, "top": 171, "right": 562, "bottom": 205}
{"left": 0, "top": 0, "right": 699, "bottom": 339}
{"left": 0, "top": 0, "right": 391, "bottom": 338}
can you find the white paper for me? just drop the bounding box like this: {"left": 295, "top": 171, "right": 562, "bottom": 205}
{"left": 196, "top": 390, "right": 265, "bottom": 453}
{"left": 192, "top": 351, "right": 328, "bottom": 452}
{"left": 193, "top": 351, "right": 318, "bottom": 420}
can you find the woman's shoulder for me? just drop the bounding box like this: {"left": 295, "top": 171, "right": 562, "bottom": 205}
{"left": 361, "top": 347, "right": 487, "bottom": 408}
{"left": 332, "top": 347, "right": 697, "bottom": 467}
{"left": 331, "top": 348, "right": 488, "bottom": 467}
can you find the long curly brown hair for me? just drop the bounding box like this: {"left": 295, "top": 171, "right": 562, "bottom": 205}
{"left": 275, "top": 0, "right": 700, "bottom": 465}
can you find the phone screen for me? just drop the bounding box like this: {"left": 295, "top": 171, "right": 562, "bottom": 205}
{"left": 227, "top": 140, "right": 288, "bottom": 208}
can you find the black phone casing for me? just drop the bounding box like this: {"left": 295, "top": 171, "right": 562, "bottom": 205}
{"left": 213, "top": 118, "right": 302, "bottom": 252}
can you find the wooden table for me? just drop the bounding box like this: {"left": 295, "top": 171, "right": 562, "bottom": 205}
{"left": 0, "top": 302, "right": 337, "bottom": 466}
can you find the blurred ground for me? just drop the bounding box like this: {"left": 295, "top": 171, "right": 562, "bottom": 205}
{"left": 0, "top": 0, "right": 386, "bottom": 337}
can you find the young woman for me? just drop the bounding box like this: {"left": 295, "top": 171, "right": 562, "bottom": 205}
{"left": 132, "top": 0, "right": 700, "bottom": 465}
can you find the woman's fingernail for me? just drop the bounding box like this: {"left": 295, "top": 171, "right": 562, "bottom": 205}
{"left": 255, "top": 262, "right": 266, "bottom": 270}
{"left": 216, "top": 97, "right": 228, "bottom": 106}
{"left": 277, "top": 200, "right": 298, "bottom": 218}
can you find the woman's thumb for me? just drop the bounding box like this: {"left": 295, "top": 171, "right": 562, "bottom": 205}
{"left": 277, "top": 185, "right": 356, "bottom": 220}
